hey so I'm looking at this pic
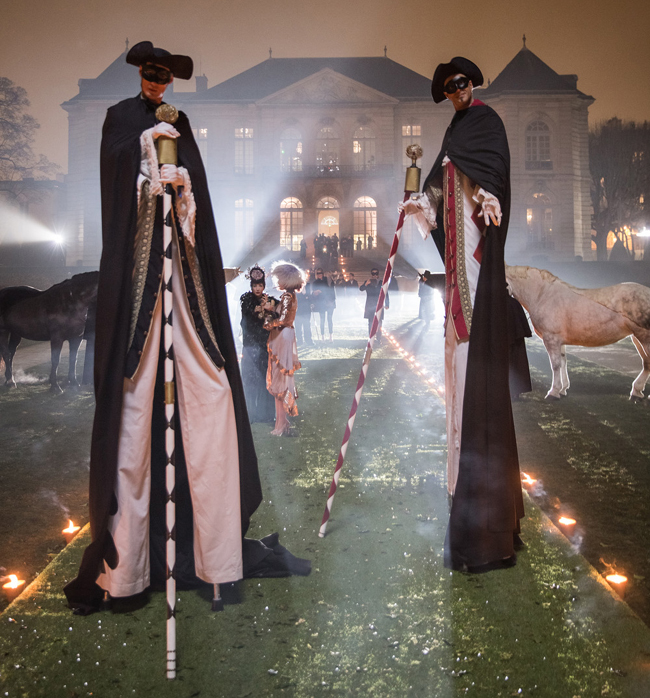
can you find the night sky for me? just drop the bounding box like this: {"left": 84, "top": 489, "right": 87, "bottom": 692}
{"left": 2, "top": 0, "right": 649, "bottom": 171}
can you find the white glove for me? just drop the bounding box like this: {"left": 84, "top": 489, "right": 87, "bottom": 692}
{"left": 160, "top": 164, "right": 185, "bottom": 187}
{"left": 478, "top": 196, "right": 502, "bottom": 227}
{"left": 398, "top": 199, "right": 424, "bottom": 216}
{"left": 474, "top": 187, "right": 502, "bottom": 227}
{"left": 152, "top": 122, "right": 180, "bottom": 140}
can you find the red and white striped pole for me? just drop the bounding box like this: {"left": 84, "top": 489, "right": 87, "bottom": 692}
{"left": 319, "top": 145, "right": 423, "bottom": 538}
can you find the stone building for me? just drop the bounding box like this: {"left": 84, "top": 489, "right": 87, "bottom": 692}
{"left": 61, "top": 41, "right": 594, "bottom": 268}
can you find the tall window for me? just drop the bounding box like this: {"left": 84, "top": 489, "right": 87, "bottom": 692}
{"left": 402, "top": 124, "right": 422, "bottom": 167}
{"left": 280, "top": 197, "right": 303, "bottom": 251}
{"left": 316, "top": 126, "right": 340, "bottom": 172}
{"left": 280, "top": 128, "right": 303, "bottom": 173}
{"left": 235, "top": 198, "right": 254, "bottom": 250}
{"left": 353, "top": 196, "right": 377, "bottom": 249}
{"left": 525, "top": 121, "right": 552, "bottom": 170}
{"left": 235, "top": 127, "right": 254, "bottom": 174}
{"left": 526, "top": 193, "right": 553, "bottom": 249}
{"left": 193, "top": 127, "right": 208, "bottom": 166}
{"left": 352, "top": 126, "right": 376, "bottom": 171}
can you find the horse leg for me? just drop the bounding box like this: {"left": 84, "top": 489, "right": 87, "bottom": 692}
{"left": 629, "top": 335, "right": 650, "bottom": 400}
{"left": 4, "top": 332, "right": 22, "bottom": 388}
{"left": 559, "top": 345, "right": 570, "bottom": 396}
{"left": 67, "top": 336, "right": 82, "bottom": 388}
{"left": 49, "top": 338, "right": 64, "bottom": 392}
{"left": 543, "top": 338, "right": 563, "bottom": 400}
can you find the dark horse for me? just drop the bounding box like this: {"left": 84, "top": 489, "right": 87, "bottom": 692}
{"left": 0, "top": 272, "right": 98, "bottom": 391}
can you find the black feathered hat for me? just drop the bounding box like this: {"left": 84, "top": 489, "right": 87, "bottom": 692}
{"left": 126, "top": 41, "right": 193, "bottom": 80}
{"left": 431, "top": 56, "right": 483, "bottom": 103}
{"left": 245, "top": 264, "right": 266, "bottom": 288}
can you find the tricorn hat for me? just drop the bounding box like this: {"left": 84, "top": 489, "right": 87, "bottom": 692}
{"left": 126, "top": 41, "right": 193, "bottom": 80}
{"left": 431, "top": 56, "right": 483, "bottom": 103}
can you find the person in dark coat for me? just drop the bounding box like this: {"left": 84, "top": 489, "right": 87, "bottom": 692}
{"left": 311, "top": 268, "right": 335, "bottom": 341}
{"left": 360, "top": 267, "right": 389, "bottom": 343}
{"left": 64, "top": 42, "right": 272, "bottom": 613}
{"left": 240, "top": 265, "right": 278, "bottom": 422}
{"left": 418, "top": 271, "right": 437, "bottom": 329}
{"left": 401, "top": 56, "right": 524, "bottom": 573}
{"left": 295, "top": 269, "right": 314, "bottom": 346}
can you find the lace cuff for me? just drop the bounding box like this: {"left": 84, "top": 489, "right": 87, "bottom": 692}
{"left": 409, "top": 192, "right": 438, "bottom": 240}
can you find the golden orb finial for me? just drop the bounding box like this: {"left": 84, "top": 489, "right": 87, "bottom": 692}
{"left": 155, "top": 104, "right": 179, "bottom": 125}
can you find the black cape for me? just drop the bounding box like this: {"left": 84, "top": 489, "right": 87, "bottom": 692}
{"left": 424, "top": 101, "right": 524, "bottom": 570}
{"left": 64, "top": 95, "right": 264, "bottom": 611}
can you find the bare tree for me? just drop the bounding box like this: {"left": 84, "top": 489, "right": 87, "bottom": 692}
{"left": 0, "top": 77, "right": 59, "bottom": 190}
{"left": 589, "top": 118, "right": 650, "bottom": 261}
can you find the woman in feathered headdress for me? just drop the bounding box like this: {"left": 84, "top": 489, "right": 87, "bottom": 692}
{"left": 240, "top": 265, "right": 278, "bottom": 422}
{"left": 265, "top": 262, "right": 305, "bottom": 435}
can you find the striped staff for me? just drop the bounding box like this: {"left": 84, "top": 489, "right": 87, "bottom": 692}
{"left": 155, "top": 103, "right": 180, "bottom": 680}
{"left": 319, "top": 145, "right": 423, "bottom": 538}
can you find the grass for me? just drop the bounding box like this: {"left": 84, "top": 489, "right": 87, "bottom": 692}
{"left": 1, "top": 321, "right": 650, "bottom": 696}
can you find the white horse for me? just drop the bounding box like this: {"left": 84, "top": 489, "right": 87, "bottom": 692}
{"left": 505, "top": 265, "right": 650, "bottom": 400}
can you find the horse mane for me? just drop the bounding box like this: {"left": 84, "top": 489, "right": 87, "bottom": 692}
{"left": 47, "top": 271, "right": 99, "bottom": 294}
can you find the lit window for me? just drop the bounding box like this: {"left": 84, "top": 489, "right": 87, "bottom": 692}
{"left": 353, "top": 196, "right": 377, "bottom": 249}
{"left": 402, "top": 124, "right": 422, "bottom": 167}
{"left": 316, "top": 196, "right": 340, "bottom": 209}
{"left": 526, "top": 192, "right": 553, "bottom": 249}
{"left": 525, "top": 121, "right": 552, "bottom": 170}
{"left": 197, "top": 127, "right": 208, "bottom": 166}
{"left": 280, "top": 197, "right": 303, "bottom": 251}
{"left": 235, "top": 198, "right": 254, "bottom": 250}
{"left": 280, "top": 127, "right": 303, "bottom": 173}
{"left": 235, "top": 127, "right": 254, "bottom": 174}
{"left": 316, "top": 126, "right": 340, "bottom": 172}
{"left": 352, "top": 126, "right": 376, "bottom": 171}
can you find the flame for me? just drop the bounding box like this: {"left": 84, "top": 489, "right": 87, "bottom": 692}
{"left": 63, "top": 520, "right": 80, "bottom": 534}
{"left": 3, "top": 574, "right": 24, "bottom": 590}
{"left": 606, "top": 574, "right": 627, "bottom": 585}
{"left": 521, "top": 473, "right": 537, "bottom": 485}
{"left": 558, "top": 516, "right": 576, "bottom": 526}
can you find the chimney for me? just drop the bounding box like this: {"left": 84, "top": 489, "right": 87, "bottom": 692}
{"left": 195, "top": 74, "right": 208, "bottom": 92}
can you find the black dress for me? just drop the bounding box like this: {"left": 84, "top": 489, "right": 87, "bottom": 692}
{"left": 240, "top": 291, "right": 278, "bottom": 422}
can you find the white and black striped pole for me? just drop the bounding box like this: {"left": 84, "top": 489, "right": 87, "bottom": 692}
{"left": 155, "top": 103, "right": 179, "bottom": 680}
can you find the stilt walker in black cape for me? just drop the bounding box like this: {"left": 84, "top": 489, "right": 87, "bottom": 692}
{"left": 402, "top": 56, "right": 524, "bottom": 571}
{"left": 65, "top": 42, "right": 308, "bottom": 614}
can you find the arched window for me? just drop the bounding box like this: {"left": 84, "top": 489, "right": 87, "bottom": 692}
{"left": 316, "top": 196, "right": 340, "bottom": 209}
{"left": 316, "top": 126, "right": 340, "bottom": 172}
{"left": 317, "top": 197, "right": 340, "bottom": 237}
{"left": 280, "top": 128, "right": 303, "bottom": 173}
{"left": 525, "top": 121, "right": 552, "bottom": 170}
{"left": 280, "top": 197, "right": 303, "bottom": 251}
{"left": 352, "top": 126, "right": 376, "bottom": 171}
{"left": 235, "top": 198, "right": 254, "bottom": 250}
{"left": 526, "top": 193, "right": 553, "bottom": 249}
{"left": 353, "top": 196, "right": 377, "bottom": 250}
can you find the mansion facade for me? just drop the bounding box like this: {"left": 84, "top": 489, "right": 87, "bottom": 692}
{"left": 61, "top": 42, "right": 594, "bottom": 268}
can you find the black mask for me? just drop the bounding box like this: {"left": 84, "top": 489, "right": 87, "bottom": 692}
{"left": 142, "top": 64, "right": 173, "bottom": 85}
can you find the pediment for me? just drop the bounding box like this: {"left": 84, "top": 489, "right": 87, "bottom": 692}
{"left": 257, "top": 68, "right": 398, "bottom": 106}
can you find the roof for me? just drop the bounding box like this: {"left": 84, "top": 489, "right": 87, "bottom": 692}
{"left": 182, "top": 57, "right": 431, "bottom": 103}
{"left": 482, "top": 46, "right": 593, "bottom": 100}
{"left": 62, "top": 50, "right": 171, "bottom": 106}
